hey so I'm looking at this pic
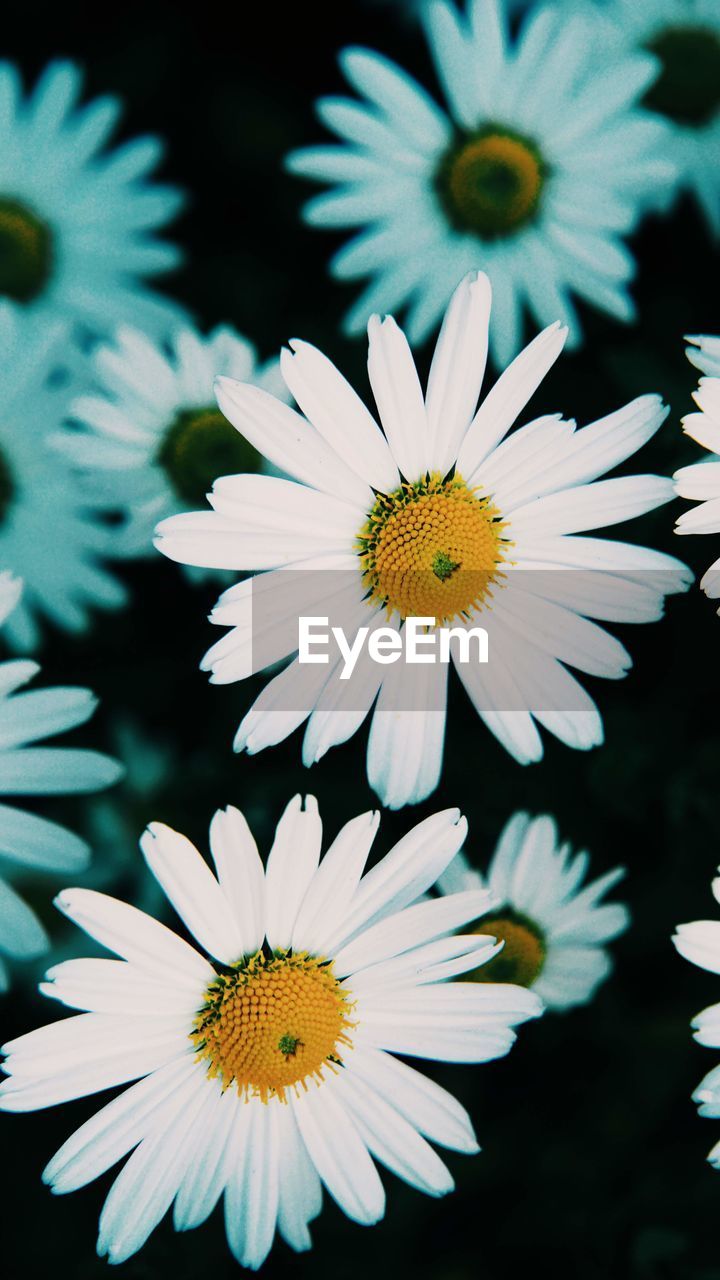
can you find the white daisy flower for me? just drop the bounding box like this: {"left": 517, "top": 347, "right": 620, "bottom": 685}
{"left": 286, "top": 0, "right": 675, "bottom": 364}
{"left": 52, "top": 324, "right": 285, "bottom": 560}
{"left": 0, "top": 798, "right": 542, "bottom": 1268}
{"left": 673, "top": 871, "right": 720, "bottom": 1168}
{"left": 591, "top": 0, "right": 720, "bottom": 236}
{"left": 0, "top": 574, "right": 121, "bottom": 990}
{"left": 0, "top": 60, "right": 184, "bottom": 339}
{"left": 674, "top": 335, "right": 720, "bottom": 611}
{"left": 0, "top": 305, "right": 126, "bottom": 649}
{"left": 155, "top": 271, "right": 690, "bottom": 810}
{"left": 437, "top": 811, "right": 629, "bottom": 1009}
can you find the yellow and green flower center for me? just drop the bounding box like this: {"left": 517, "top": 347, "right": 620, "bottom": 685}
{"left": 436, "top": 127, "right": 546, "bottom": 238}
{"left": 157, "top": 405, "right": 262, "bottom": 506}
{"left": 645, "top": 25, "right": 720, "bottom": 126}
{"left": 468, "top": 911, "right": 546, "bottom": 988}
{"left": 0, "top": 198, "right": 53, "bottom": 303}
{"left": 357, "top": 472, "right": 508, "bottom": 624}
{"left": 191, "top": 950, "right": 355, "bottom": 1103}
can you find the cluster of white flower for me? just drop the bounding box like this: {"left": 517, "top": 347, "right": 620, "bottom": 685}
{"left": 0, "top": 0, "right": 718, "bottom": 1271}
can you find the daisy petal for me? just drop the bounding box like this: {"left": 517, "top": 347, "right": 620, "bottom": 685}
{"left": 367, "top": 314, "right": 431, "bottom": 480}
{"left": 264, "top": 795, "right": 322, "bottom": 952}
{"left": 291, "top": 1082, "right": 385, "bottom": 1226}
{"left": 457, "top": 322, "right": 568, "bottom": 479}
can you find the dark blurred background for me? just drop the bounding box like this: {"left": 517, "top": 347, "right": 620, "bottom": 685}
{"left": 2, "top": 2, "right": 720, "bottom": 1276}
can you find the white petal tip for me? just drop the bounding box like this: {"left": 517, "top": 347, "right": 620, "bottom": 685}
{"left": 53, "top": 890, "right": 73, "bottom": 914}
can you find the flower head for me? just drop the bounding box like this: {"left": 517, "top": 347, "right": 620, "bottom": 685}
{"left": 673, "top": 870, "right": 720, "bottom": 1167}
{"left": 287, "top": 0, "right": 675, "bottom": 363}
{"left": 53, "top": 324, "right": 285, "bottom": 560}
{"left": 674, "top": 335, "right": 720, "bottom": 610}
{"left": 592, "top": 0, "right": 720, "bottom": 235}
{"left": 437, "top": 811, "right": 629, "bottom": 1009}
{"left": 0, "top": 574, "right": 121, "bottom": 989}
{"left": 0, "top": 61, "right": 184, "bottom": 338}
{"left": 0, "top": 798, "right": 541, "bottom": 1268}
{"left": 156, "top": 271, "right": 690, "bottom": 809}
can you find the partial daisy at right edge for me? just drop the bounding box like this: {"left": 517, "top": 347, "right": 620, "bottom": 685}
{"left": 437, "top": 811, "right": 629, "bottom": 1010}
{"left": 674, "top": 334, "right": 720, "bottom": 612}
{"left": 584, "top": 0, "right": 720, "bottom": 237}
{"left": 673, "top": 871, "right": 720, "bottom": 1170}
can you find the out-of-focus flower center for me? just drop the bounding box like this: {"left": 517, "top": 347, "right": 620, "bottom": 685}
{"left": 645, "top": 26, "right": 720, "bottom": 125}
{"left": 358, "top": 473, "right": 507, "bottom": 624}
{"left": 192, "top": 950, "right": 355, "bottom": 1103}
{"left": 0, "top": 198, "right": 53, "bottom": 304}
{"left": 157, "top": 405, "right": 261, "bottom": 506}
{"left": 436, "top": 128, "right": 546, "bottom": 238}
{"left": 468, "top": 912, "right": 546, "bottom": 987}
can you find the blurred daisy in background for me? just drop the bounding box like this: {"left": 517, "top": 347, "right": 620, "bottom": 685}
{"left": 674, "top": 335, "right": 720, "bottom": 611}
{"left": 0, "top": 60, "right": 181, "bottom": 340}
{"left": 0, "top": 798, "right": 541, "bottom": 1267}
{"left": 156, "top": 272, "right": 690, "bottom": 809}
{"left": 0, "top": 60, "right": 184, "bottom": 339}
{"left": 673, "top": 870, "right": 720, "bottom": 1168}
{"left": 592, "top": 0, "right": 720, "bottom": 236}
{"left": 53, "top": 325, "right": 285, "bottom": 561}
{"left": 287, "top": 0, "right": 675, "bottom": 364}
{"left": 0, "top": 573, "right": 121, "bottom": 990}
{"left": 0, "top": 306, "right": 125, "bottom": 649}
{"left": 437, "top": 811, "right": 629, "bottom": 1009}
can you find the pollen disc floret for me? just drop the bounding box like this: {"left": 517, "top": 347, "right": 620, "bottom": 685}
{"left": 358, "top": 472, "right": 508, "bottom": 623}
{"left": 157, "top": 405, "right": 261, "bottom": 507}
{"left": 192, "top": 949, "right": 355, "bottom": 1102}
{"left": 436, "top": 127, "right": 546, "bottom": 238}
{"left": 645, "top": 25, "right": 720, "bottom": 125}
{"left": 468, "top": 912, "right": 546, "bottom": 988}
{"left": 0, "top": 198, "right": 53, "bottom": 304}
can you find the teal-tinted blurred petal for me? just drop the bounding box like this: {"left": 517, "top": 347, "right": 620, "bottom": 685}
{"left": 288, "top": 0, "right": 680, "bottom": 360}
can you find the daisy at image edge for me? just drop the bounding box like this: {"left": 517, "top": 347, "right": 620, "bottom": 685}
{"left": 0, "top": 797, "right": 542, "bottom": 1267}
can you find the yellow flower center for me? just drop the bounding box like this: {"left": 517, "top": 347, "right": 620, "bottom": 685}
{"left": 157, "top": 404, "right": 262, "bottom": 506}
{"left": 191, "top": 951, "right": 355, "bottom": 1103}
{"left": 437, "top": 127, "right": 546, "bottom": 238}
{"left": 357, "top": 472, "right": 508, "bottom": 624}
{"left": 468, "top": 913, "right": 546, "bottom": 988}
{"left": 0, "top": 197, "right": 53, "bottom": 303}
